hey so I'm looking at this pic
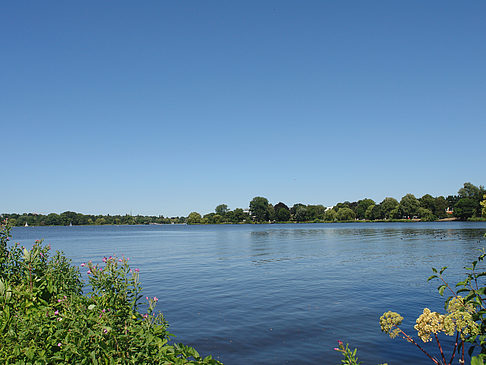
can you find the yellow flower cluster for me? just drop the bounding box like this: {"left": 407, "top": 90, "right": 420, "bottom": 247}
{"left": 414, "top": 308, "right": 444, "bottom": 342}
{"left": 447, "top": 296, "right": 474, "bottom": 313}
{"left": 443, "top": 296, "right": 480, "bottom": 340}
{"left": 412, "top": 296, "right": 480, "bottom": 342}
{"left": 380, "top": 311, "right": 403, "bottom": 339}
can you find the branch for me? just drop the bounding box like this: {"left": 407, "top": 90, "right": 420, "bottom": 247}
{"left": 398, "top": 328, "right": 440, "bottom": 365}
{"left": 434, "top": 332, "right": 446, "bottom": 365}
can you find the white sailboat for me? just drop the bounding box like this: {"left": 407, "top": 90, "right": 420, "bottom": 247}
{"left": 24, "top": 222, "right": 28, "bottom": 227}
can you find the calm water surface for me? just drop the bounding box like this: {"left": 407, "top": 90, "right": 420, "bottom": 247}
{"left": 11, "top": 222, "right": 486, "bottom": 364}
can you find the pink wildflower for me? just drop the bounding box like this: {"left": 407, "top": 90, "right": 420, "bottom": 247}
{"left": 102, "top": 257, "right": 107, "bottom": 263}
{"left": 338, "top": 340, "right": 343, "bottom": 346}
{"left": 119, "top": 258, "right": 123, "bottom": 262}
{"left": 81, "top": 263, "right": 85, "bottom": 267}
{"left": 87, "top": 270, "right": 91, "bottom": 274}
{"left": 57, "top": 343, "right": 62, "bottom": 347}
{"left": 153, "top": 297, "right": 158, "bottom": 302}
{"left": 54, "top": 310, "right": 59, "bottom": 315}
{"left": 134, "top": 268, "right": 140, "bottom": 272}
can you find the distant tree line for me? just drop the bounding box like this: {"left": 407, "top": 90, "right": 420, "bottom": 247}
{"left": 186, "top": 182, "right": 486, "bottom": 224}
{"left": 2, "top": 182, "right": 485, "bottom": 226}
{"left": 0, "top": 211, "right": 185, "bottom": 227}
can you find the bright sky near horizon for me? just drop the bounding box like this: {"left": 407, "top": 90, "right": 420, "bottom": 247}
{"left": 1, "top": 1, "right": 485, "bottom": 217}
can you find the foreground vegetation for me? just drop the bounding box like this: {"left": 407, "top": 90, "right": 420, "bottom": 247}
{"left": 337, "top": 235, "right": 486, "bottom": 365}
{"left": 2, "top": 182, "right": 485, "bottom": 226}
{"left": 0, "top": 220, "right": 220, "bottom": 364}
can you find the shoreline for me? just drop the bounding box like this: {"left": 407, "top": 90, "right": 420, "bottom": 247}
{"left": 12, "top": 217, "right": 486, "bottom": 228}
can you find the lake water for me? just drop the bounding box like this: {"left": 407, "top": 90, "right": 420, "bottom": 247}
{"left": 11, "top": 222, "right": 486, "bottom": 364}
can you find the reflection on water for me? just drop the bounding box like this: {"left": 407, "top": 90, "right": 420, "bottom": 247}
{"left": 11, "top": 222, "right": 486, "bottom": 365}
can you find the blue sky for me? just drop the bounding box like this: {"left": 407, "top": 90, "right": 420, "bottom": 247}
{"left": 1, "top": 1, "right": 485, "bottom": 217}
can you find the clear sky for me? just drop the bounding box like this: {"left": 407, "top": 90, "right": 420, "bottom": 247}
{"left": 1, "top": 1, "right": 485, "bottom": 217}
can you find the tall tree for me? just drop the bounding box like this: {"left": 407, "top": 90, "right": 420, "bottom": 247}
{"left": 419, "top": 194, "right": 435, "bottom": 212}
{"left": 398, "top": 194, "right": 420, "bottom": 219}
{"left": 356, "top": 199, "right": 375, "bottom": 220}
{"left": 187, "top": 212, "right": 202, "bottom": 224}
{"left": 274, "top": 202, "right": 290, "bottom": 222}
{"left": 306, "top": 205, "right": 326, "bottom": 220}
{"left": 249, "top": 197, "right": 270, "bottom": 222}
{"left": 215, "top": 204, "right": 229, "bottom": 216}
{"left": 433, "top": 196, "right": 448, "bottom": 219}
{"left": 336, "top": 207, "right": 356, "bottom": 221}
{"left": 380, "top": 197, "right": 399, "bottom": 219}
{"left": 294, "top": 206, "right": 308, "bottom": 222}
{"left": 454, "top": 198, "right": 477, "bottom": 220}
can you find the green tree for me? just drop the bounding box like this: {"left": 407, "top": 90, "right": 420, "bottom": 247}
{"left": 419, "top": 194, "right": 435, "bottom": 212}
{"left": 274, "top": 202, "right": 290, "bottom": 222}
{"left": 398, "top": 194, "right": 420, "bottom": 219}
{"left": 290, "top": 203, "right": 306, "bottom": 217}
{"left": 215, "top": 204, "right": 229, "bottom": 216}
{"left": 458, "top": 182, "right": 480, "bottom": 199}
{"left": 380, "top": 197, "right": 399, "bottom": 219}
{"left": 336, "top": 207, "right": 356, "bottom": 221}
{"left": 364, "top": 204, "right": 375, "bottom": 220}
{"left": 268, "top": 204, "right": 276, "bottom": 222}
{"left": 433, "top": 196, "right": 448, "bottom": 219}
{"left": 249, "top": 197, "right": 270, "bottom": 222}
{"left": 45, "top": 213, "right": 61, "bottom": 226}
{"left": 333, "top": 201, "right": 351, "bottom": 212}
{"left": 275, "top": 209, "right": 290, "bottom": 222}
{"left": 306, "top": 205, "right": 326, "bottom": 221}
{"left": 187, "top": 212, "right": 202, "bottom": 224}
{"left": 324, "top": 209, "right": 337, "bottom": 222}
{"left": 294, "top": 206, "right": 308, "bottom": 222}
{"left": 229, "top": 208, "right": 248, "bottom": 223}
{"left": 454, "top": 198, "right": 477, "bottom": 220}
{"left": 356, "top": 199, "right": 375, "bottom": 220}
{"left": 203, "top": 213, "right": 216, "bottom": 224}
{"left": 417, "top": 207, "right": 435, "bottom": 221}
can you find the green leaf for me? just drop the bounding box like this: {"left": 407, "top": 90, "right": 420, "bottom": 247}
{"left": 438, "top": 285, "right": 446, "bottom": 296}
{"left": 471, "top": 355, "right": 484, "bottom": 365}
{"left": 427, "top": 275, "right": 438, "bottom": 282}
{"left": 432, "top": 267, "right": 437, "bottom": 273}
{"left": 440, "top": 266, "right": 448, "bottom": 274}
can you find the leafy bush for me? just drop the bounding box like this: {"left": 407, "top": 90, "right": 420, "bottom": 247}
{"left": 0, "top": 219, "right": 221, "bottom": 364}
